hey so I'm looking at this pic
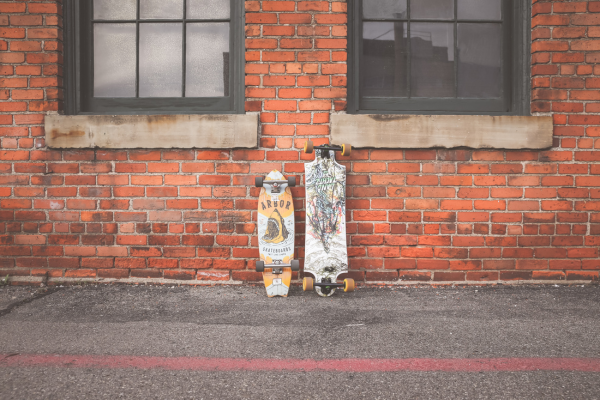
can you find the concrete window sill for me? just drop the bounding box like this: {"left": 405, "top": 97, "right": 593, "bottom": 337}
{"left": 45, "top": 114, "right": 259, "bottom": 149}
{"left": 331, "top": 114, "right": 553, "bottom": 149}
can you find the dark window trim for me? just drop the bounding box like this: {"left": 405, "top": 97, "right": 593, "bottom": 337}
{"left": 64, "top": 0, "right": 245, "bottom": 115}
{"left": 347, "top": 0, "right": 531, "bottom": 116}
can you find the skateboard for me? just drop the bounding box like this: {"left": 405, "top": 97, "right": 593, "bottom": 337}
{"left": 302, "top": 141, "right": 355, "bottom": 297}
{"left": 255, "top": 170, "right": 299, "bottom": 297}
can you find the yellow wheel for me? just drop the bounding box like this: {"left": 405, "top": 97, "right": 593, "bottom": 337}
{"left": 341, "top": 144, "right": 351, "bottom": 157}
{"left": 304, "top": 140, "right": 314, "bottom": 154}
{"left": 343, "top": 278, "right": 355, "bottom": 293}
{"left": 303, "top": 277, "right": 314, "bottom": 291}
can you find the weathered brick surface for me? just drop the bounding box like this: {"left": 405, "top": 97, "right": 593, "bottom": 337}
{"left": 0, "top": 0, "right": 599, "bottom": 284}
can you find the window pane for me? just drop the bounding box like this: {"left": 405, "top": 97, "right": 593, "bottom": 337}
{"left": 94, "top": 23, "right": 136, "bottom": 97}
{"left": 187, "top": 0, "right": 230, "bottom": 19}
{"left": 93, "top": 0, "right": 136, "bottom": 20}
{"left": 410, "top": 23, "right": 454, "bottom": 97}
{"left": 139, "top": 23, "right": 183, "bottom": 97}
{"left": 361, "top": 22, "right": 408, "bottom": 97}
{"left": 458, "top": 0, "right": 501, "bottom": 20}
{"left": 363, "top": 0, "right": 407, "bottom": 19}
{"left": 186, "top": 23, "right": 230, "bottom": 97}
{"left": 410, "top": 0, "right": 453, "bottom": 20}
{"left": 458, "top": 23, "right": 502, "bottom": 98}
{"left": 140, "top": 0, "right": 184, "bottom": 19}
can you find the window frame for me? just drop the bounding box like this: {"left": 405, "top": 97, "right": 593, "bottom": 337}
{"left": 63, "top": 0, "right": 245, "bottom": 115}
{"left": 347, "top": 0, "right": 531, "bottom": 116}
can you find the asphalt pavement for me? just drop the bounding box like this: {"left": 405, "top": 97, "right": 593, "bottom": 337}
{"left": 0, "top": 283, "right": 599, "bottom": 399}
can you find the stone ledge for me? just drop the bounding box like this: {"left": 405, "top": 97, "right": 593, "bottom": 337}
{"left": 45, "top": 114, "right": 259, "bottom": 149}
{"left": 331, "top": 114, "right": 553, "bottom": 149}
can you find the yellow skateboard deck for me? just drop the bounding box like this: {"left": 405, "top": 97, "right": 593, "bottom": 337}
{"left": 256, "top": 170, "right": 298, "bottom": 297}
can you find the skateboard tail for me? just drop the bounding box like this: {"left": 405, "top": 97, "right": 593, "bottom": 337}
{"left": 263, "top": 267, "right": 292, "bottom": 297}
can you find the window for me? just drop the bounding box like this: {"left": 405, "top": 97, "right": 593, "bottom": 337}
{"left": 64, "top": 0, "right": 244, "bottom": 114}
{"left": 348, "top": 0, "right": 530, "bottom": 115}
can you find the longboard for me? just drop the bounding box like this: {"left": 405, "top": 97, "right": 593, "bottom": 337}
{"left": 255, "top": 170, "right": 299, "bottom": 297}
{"left": 302, "top": 141, "right": 355, "bottom": 297}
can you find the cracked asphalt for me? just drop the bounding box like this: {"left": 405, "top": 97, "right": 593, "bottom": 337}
{"left": 0, "top": 283, "right": 599, "bottom": 399}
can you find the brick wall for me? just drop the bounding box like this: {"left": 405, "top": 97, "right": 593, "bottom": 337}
{"left": 0, "top": 0, "right": 599, "bottom": 285}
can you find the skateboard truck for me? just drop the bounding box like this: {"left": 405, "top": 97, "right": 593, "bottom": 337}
{"left": 256, "top": 260, "right": 300, "bottom": 274}
{"left": 303, "top": 141, "right": 351, "bottom": 159}
{"left": 255, "top": 177, "right": 296, "bottom": 193}
{"left": 302, "top": 276, "right": 355, "bottom": 293}
{"left": 313, "top": 282, "right": 344, "bottom": 288}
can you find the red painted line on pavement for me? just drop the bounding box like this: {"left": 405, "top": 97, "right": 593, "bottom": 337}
{"left": 1, "top": 354, "right": 600, "bottom": 372}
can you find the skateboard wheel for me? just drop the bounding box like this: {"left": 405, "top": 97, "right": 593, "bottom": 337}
{"left": 341, "top": 144, "right": 352, "bottom": 157}
{"left": 255, "top": 177, "right": 263, "bottom": 188}
{"left": 343, "top": 278, "right": 355, "bottom": 293}
{"left": 304, "top": 140, "right": 314, "bottom": 154}
{"left": 256, "top": 261, "right": 265, "bottom": 273}
{"left": 287, "top": 176, "right": 296, "bottom": 187}
{"left": 303, "top": 277, "right": 314, "bottom": 291}
{"left": 291, "top": 259, "right": 300, "bottom": 271}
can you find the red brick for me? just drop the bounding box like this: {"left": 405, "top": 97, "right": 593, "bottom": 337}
{"left": 314, "top": 88, "right": 346, "bottom": 98}
{"left": 263, "top": 26, "right": 295, "bottom": 36}
{"left": 262, "top": 1, "right": 295, "bottom": 11}
{"left": 322, "top": 64, "right": 347, "bottom": 74}
{"left": 245, "top": 38, "right": 278, "bottom": 49}
{"left": 278, "top": 88, "right": 312, "bottom": 98}
{"left": 297, "top": 100, "right": 331, "bottom": 111}
{"left": 279, "top": 14, "right": 312, "bottom": 24}
{"left": 298, "top": 1, "right": 329, "bottom": 11}
{"left": 280, "top": 38, "right": 313, "bottom": 49}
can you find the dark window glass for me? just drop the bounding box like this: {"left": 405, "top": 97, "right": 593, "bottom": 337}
{"left": 351, "top": 0, "right": 528, "bottom": 115}
{"left": 410, "top": 0, "right": 453, "bottom": 20}
{"left": 457, "top": 0, "right": 501, "bottom": 20}
{"left": 362, "top": 0, "right": 407, "bottom": 19}
{"left": 361, "top": 22, "right": 408, "bottom": 97}
{"left": 457, "top": 23, "right": 502, "bottom": 98}
{"left": 410, "top": 22, "right": 454, "bottom": 98}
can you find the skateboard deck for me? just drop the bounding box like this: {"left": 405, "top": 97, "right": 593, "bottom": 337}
{"left": 303, "top": 142, "right": 354, "bottom": 297}
{"left": 256, "top": 170, "right": 297, "bottom": 297}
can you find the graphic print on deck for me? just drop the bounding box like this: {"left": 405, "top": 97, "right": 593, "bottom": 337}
{"left": 263, "top": 208, "right": 289, "bottom": 244}
{"left": 257, "top": 171, "right": 295, "bottom": 266}
{"left": 304, "top": 149, "right": 348, "bottom": 295}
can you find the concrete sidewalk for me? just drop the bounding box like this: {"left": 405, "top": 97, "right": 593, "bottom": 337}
{"left": 1, "top": 284, "right": 599, "bottom": 399}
